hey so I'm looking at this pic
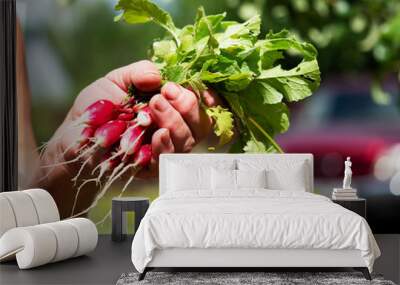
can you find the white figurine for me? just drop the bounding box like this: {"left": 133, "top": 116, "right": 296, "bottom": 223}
{"left": 343, "top": 157, "right": 352, "bottom": 189}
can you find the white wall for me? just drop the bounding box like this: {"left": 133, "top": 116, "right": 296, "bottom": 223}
{"left": 374, "top": 235, "right": 400, "bottom": 284}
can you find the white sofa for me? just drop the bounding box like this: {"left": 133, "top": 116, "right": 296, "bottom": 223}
{"left": 0, "top": 189, "right": 98, "bottom": 269}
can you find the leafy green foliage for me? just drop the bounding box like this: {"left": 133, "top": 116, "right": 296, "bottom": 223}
{"left": 243, "top": 139, "right": 267, "bottom": 153}
{"left": 205, "top": 106, "right": 234, "bottom": 146}
{"left": 257, "top": 59, "right": 320, "bottom": 102}
{"left": 115, "top": 0, "right": 321, "bottom": 152}
{"left": 115, "top": 0, "right": 179, "bottom": 42}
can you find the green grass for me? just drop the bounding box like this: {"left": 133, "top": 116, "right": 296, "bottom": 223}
{"left": 88, "top": 183, "right": 159, "bottom": 234}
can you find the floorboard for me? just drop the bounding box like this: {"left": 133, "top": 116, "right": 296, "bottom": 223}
{"left": 0, "top": 235, "right": 133, "bottom": 285}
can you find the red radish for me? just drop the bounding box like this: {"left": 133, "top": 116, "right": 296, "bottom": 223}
{"left": 120, "top": 125, "right": 145, "bottom": 155}
{"left": 117, "top": 106, "right": 134, "bottom": 114}
{"left": 39, "top": 96, "right": 160, "bottom": 219}
{"left": 37, "top": 125, "right": 96, "bottom": 184}
{"left": 115, "top": 107, "right": 151, "bottom": 145}
{"left": 39, "top": 112, "right": 96, "bottom": 155}
{"left": 38, "top": 117, "right": 96, "bottom": 162}
{"left": 92, "top": 145, "right": 152, "bottom": 225}
{"left": 79, "top": 126, "right": 95, "bottom": 147}
{"left": 81, "top": 120, "right": 127, "bottom": 158}
{"left": 47, "top": 100, "right": 117, "bottom": 169}
{"left": 123, "top": 96, "right": 136, "bottom": 106}
{"left": 71, "top": 154, "right": 120, "bottom": 216}
{"left": 127, "top": 97, "right": 135, "bottom": 105}
{"left": 57, "top": 126, "right": 95, "bottom": 164}
{"left": 91, "top": 124, "right": 145, "bottom": 177}
{"left": 136, "top": 106, "right": 152, "bottom": 127}
{"left": 88, "top": 152, "right": 120, "bottom": 184}
{"left": 101, "top": 144, "right": 152, "bottom": 196}
{"left": 132, "top": 102, "right": 147, "bottom": 112}
{"left": 45, "top": 119, "right": 126, "bottom": 173}
{"left": 70, "top": 120, "right": 127, "bottom": 183}
{"left": 72, "top": 145, "right": 152, "bottom": 219}
{"left": 104, "top": 163, "right": 125, "bottom": 184}
{"left": 112, "top": 124, "right": 145, "bottom": 164}
{"left": 133, "top": 144, "right": 152, "bottom": 167}
{"left": 118, "top": 113, "right": 135, "bottom": 121}
{"left": 93, "top": 120, "right": 127, "bottom": 148}
{"left": 96, "top": 155, "right": 120, "bottom": 182}
{"left": 75, "top": 100, "right": 117, "bottom": 127}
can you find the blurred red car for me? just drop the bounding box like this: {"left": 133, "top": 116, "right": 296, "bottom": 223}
{"left": 277, "top": 77, "right": 400, "bottom": 179}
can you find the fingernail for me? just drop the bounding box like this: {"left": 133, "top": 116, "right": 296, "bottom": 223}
{"left": 160, "top": 129, "right": 171, "bottom": 146}
{"left": 143, "top": 71, "right": 160, "bottom": 76}
{"left": 164, "top": 83, "right": 180, "bottom": 100}
{"left": 154, "top": 96, "right": 168, "bottom": 111}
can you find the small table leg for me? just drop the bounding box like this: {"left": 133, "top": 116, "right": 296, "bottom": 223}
{"left": 112, "top": 198, "right": 149, "bottom": 242}
{"left": 112, "top": 202, "right": 123, "bottom": 242}
{"left": 134, "top": 202, "right": 149, "bottom": 234}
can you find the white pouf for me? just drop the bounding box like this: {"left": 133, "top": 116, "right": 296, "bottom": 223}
{"left": 0, "top": 226, "right": 57, "bottom": 268}
{"left": 0, "top": 196, "right": 17, "bottom": 237}
{"left": 42, "top": 221, "right": 79, "bottom": 262}
{"left": 64, "top": 218, "right": 98, "bottom": 257}
{"left": 0, "top": 189, "right": 60, "bottom": 235}
{"left": 0, "top": 189, "right": 98, "bottom": 269}
{"left": 24, "top": 188, "right": 60, "bottom": 224}
{"left": 1, "top": 191, "right": 39, "bottom": 227}
{"left": 0, "top": 218, "right": 98, "bottom": 269}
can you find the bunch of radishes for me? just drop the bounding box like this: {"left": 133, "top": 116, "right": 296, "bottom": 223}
{"left": 46, "top": 95, "right": 155, "bottom": 219}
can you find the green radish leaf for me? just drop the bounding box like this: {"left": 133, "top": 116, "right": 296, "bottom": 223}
{"left": 115, "top": 0, "right": 179, "bottom": 42}
{"left": 243, "top": 139, "right": 267, "bottom": 153}
{"left": 200, "top": 70, "right": 228, "bottom": 82}
{"left": 260, "top": 30, "right": 318, "bottom": 60}
{"left": 205, "top": 106, "right": 235, "bottom": 146}
{"left": 240, "top": 89, "right": 290, "bottom": 135}
{"left": 162, "top": 65, "right": 186, "bottom": 83}
{"left": 256, "top": 60, "right": 320, "bottom": 102}
{"left": 152, "top": 40, "right": 177, "bottom": 65}
{"left": 177, "top": 25, "right": 195, "bottom": 53}
{"left": 187, "top": 73, "right": 207, "bottom": 95}
{"left": 247, "top": 81, "right": 283, "bottom": 104}
{"left": 223, "top": 92, "right": 245, "bottom": 119}
{"left": 246, "top": 117, "right": 284, "bottom": 153}
{"left": 215, "top": 15, "right": 261, "bottom": 54}
{"left": 200, "top": 56, "right": 254, "bottom": 91}
{"left": 194, "top": 7, "right": 226, "bottom": 42}
{"left": 115, "top": 1, "right": 321, "bottom": 154}
{"left": 224, "top": 71, "right": 253, "bottom": 91}
{"left": 223, "top": 14, "right": 261, "bottom": 40}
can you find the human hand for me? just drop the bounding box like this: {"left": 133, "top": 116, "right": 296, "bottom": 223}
{"left": 38, "top": 60, "right": 218, "bottom": 216}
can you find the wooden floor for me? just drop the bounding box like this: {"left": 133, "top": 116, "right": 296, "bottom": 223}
{"left": 0, "top": 235, "right": 133, "bottom": 285}
{"left": 1, "top": 234, "right": 394, "bottom": 284}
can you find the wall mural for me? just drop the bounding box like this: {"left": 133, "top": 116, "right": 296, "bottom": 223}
{"left": 16, "top": 0, "right": 400, "bottom": 234}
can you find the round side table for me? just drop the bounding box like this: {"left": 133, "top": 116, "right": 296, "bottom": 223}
{"left": 111, "top": 197, "right": 149, "bottom": 242}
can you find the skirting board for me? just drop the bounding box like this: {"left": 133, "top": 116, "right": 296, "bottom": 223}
{"left": 148, "top": 248, "right": 366, "bottom": 268}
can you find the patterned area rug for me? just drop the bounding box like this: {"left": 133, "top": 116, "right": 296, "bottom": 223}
{"left": 117, "top": 272, "right": 396, "bottom": 285}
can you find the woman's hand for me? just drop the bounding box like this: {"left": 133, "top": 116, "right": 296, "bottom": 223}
{"left": 36, "top": 60, "right": 218, "bottom": 217}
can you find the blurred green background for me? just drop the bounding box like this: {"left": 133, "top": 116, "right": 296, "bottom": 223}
{"left": 17, "top": 0, "right": 400, "bottom": 233}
